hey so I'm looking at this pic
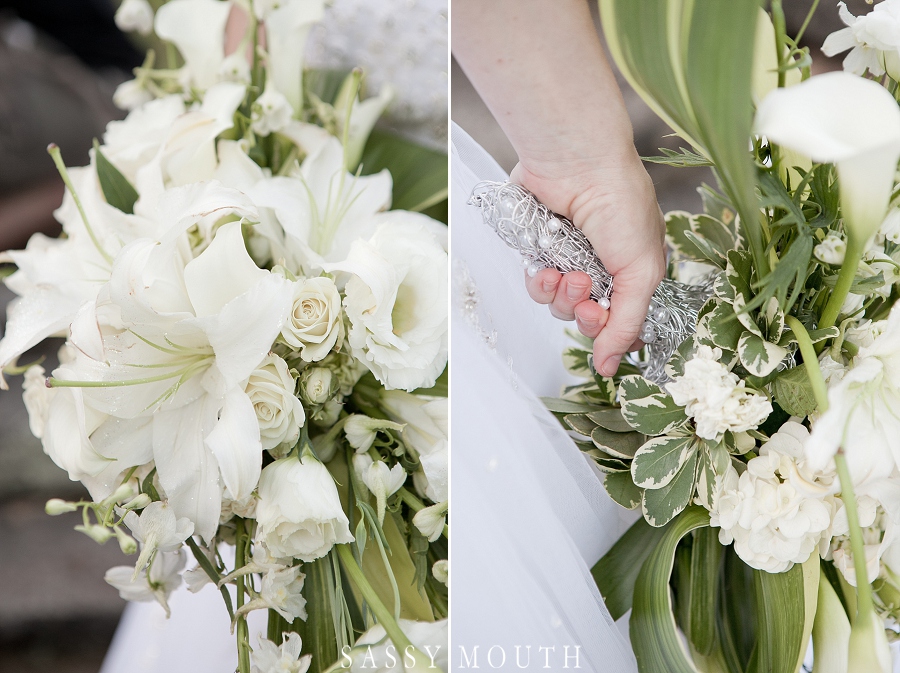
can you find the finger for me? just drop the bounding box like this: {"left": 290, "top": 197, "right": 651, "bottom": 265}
{"left": 593, "top": 266, "right": 663, "bottom": 376}
{"left": 574, "top": 300, "right": 609, "bottom": 339}
{"left": 524, "top": 268, "right": 562, "bottom": 305}
{"left": 549, "top": 271, "right": 592, "bottom": 321}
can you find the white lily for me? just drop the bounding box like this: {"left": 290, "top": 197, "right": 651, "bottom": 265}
{"left": 261, "top": 0, "right": 325, "bottom": 113}
{"left": 754, "top": 72, "right": 900, "bottom": 244}
{"left": 154, "top": 0, "right": 231, "bottom": 91}
{"left": 124, "top": 501, "right": 194, "bottom": 578}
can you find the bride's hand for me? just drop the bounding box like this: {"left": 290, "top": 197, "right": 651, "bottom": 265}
{"left": 516, "top": 157, "right": 666, "bottom": 378}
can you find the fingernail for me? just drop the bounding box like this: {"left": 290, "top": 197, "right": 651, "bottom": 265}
{"left": 601, "top": 355, "right": 621, "bottom": 377}
{"left": 566, "top": 282, "right": 587, "bottom": 300}
{"left": 542, "top": 279, "right": 558, "bottom": 293}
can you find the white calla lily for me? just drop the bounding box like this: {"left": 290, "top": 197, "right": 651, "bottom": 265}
{"left": 262, "top": 0, "right": 325, "bottom": 113}
{"left": 754, "top": 72, "right": 900, "bottom": 244}
{"left": 154, "top": 0, "right": 231, "bottom": 91}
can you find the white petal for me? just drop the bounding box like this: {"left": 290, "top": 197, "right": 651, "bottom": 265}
{"left": 205, "top": 388, "right": 262, "bottom": 501}
{"left": 154, "top": 0, "right": 230, "bottom": 90}
{"left": 265, "top": 0, "right": 325, "bottom": 111}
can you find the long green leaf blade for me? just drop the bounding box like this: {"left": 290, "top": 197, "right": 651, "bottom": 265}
{"left": 94, "top": 140, "right": 138, "bottom": 214}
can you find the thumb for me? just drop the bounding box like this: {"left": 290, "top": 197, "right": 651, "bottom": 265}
{"left": 592, "top": 265, "right": 661, "bottom": 377}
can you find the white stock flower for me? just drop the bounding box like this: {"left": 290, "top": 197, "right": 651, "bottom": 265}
{"left": 334, "top": 220, "right": 448, "bottom": 392}
{"left": 245, "top": 354, "right": 305, "bottom": 452}
{"left": 112, "top": 78, "right": 154, "bottom": 111}
{"left": 823, "top": 1, "right": 900, "bottom": 80}
{"left": 256, "top": 455, "right": 354, "bottom": 561}
{"left": 754, "top": 72, "right": 900, "bottom": 243}
{"left": 807, "top": 304, "right": 900, "bottom": 487}
{"left": 412, "top": 501, "right": 447, "bottom": 543}
{"left": 251, "top": 83, "right": 294, "bottom": 136}
{"left": 666, "top": 345, "right": 772, "bottom": 441}
{"left": 154, "top": 0, "right": 231, "bottom": 90}
{"left": 380, "top": 392, "right": 448, "bottom": 503}
{"left": 344, "top": 415, "right": 404, "bottom": 453}
{"left": 281, "top": 276, "right": 344, "bottom": 362}
{"left": 115, "top": 0, "right": 154, "bottom": 35}
{"left": 105, "top": 549, "right": 186, "bottom": 617}
{"left": 814, "top": 232, "right": 847, "bottom": 265}
{"left": 432, "top": 559, "right": 448, "bottom": 586}
{"left": 343, "top": 619, "right": 447, "bottom": 673}
{"left": 124, "top": 501, "right": 195, "bottom": 577}
{"left": 251, "top": 633, "right": 311, "bottom": 673}
{"left": 259, "top": 566, "right": 307, "bottom": 621}
{"left": 710, "top": 422, "right": 838, "bottom": 573}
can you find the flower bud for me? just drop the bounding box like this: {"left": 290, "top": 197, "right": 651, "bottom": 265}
{"left": 815, "top": 233, "right": 847, "bottom": 265}
{"left": 103, "top": 483, "right": 137, "bottom": 507}
{"left": 413, "top": 501, "right": 447, "bottom": 543}
{"left": 45, "top": 498, "right": 78, "bottom": 516}
{"left": 432, "top": 559, "right": 448, "bottom": 586}
{"left": 122, "top": 494, "right": 152, "bottom": 511}
{"left": 115, "top": 528, "right": 138, "bottom": 555}
{"left": 76, "top": 524, "right": 114, "bottom": 544}
{"left": 300, "top": 367, "right": 335, "bottom": 406}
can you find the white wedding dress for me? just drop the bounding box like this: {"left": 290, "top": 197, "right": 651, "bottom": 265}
{"left": 450, "top": 124, "right": 639, "bottom": 672}
{"left": 99, "top": 3, "right": 447, "bottom": 672}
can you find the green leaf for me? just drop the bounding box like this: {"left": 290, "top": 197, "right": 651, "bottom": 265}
{"left": 296, "top": 555, "right": 339, "bottom": 673}
{"left": 630, "top": 506, "right": 710, "bottom": 673}
{"left": 693, "top": 214, "right": 737, "bottom": 256}
{"left": 643, "top": 146, "right": 714, "bottom": 167}
{"left": 541, "top": 397, "right": 595, "bottom": 415}
{"left": 592, "top": 515, "right": 669, "bottom": 620}
{"left": 94, "top": 140, "right": 138, "bottom": 214}
{"left": 683, "top": 230, "right": 728, "bottom": 268}
{"left": 641, "top": 451, "right": 699, "bottom": 527}
{"left": 587, "top": 407, "right": 634, "bottom": 433}
{"left": 583, "top": 447, "right": 631, "bottom": 473}
{"left": 703, "top": 301, "right": 744, "bottom": 352}
{"left": 772, "top": 365, "right": 817, "bottom": 417}
{"left": 619, "top": 375, "right": 688, "bottom": 436}
{"left": 563, "top": 347, "right": 592, "bottom": 376}
{"left": 778, "top": 325, "right": 839, "bottom": 347}
{"left": 746, "top": 561, "right": 810, "bottom": 673}
{"left": 737, "top": 332, "right": 789, "bottom": 377}
{"left": 632, "top": 435, "right": 698, "bottom": 490}
{"left": 603, "top": 471, "right": 644, "bottom": 510}
{"left": 360, "top": 129, "right": 447, "bottom": 220}
{"left": 667, "top": 211, "right": 709, "bottom": 261}
{"left": 592, "top": 425, "right": 644, "bottom": 459}
{"left": 564, "top": 413, "right": 598, "bottom": 437}
{"left": 688, "top": 527, "right": 723, "bottom": 656}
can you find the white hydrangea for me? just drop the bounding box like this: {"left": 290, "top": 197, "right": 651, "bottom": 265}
{"left": 665, "top": 345, "right": 772, "bottom": 440}
{"left": 710, "top": 421, "right": 838, "bottom": 573}
{"left": 829, "top": 497, "right": 885, "bottom": 587}
{"left": 823, "top": 0, "right": 900, "bottom": 80}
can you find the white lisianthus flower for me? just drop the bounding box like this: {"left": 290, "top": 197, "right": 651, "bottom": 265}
{"left": 256, "top": 455, "right": 354, "bottom": 561}
{"left": 251, "top": 83, "right": 294, "bottom": 137}
{"left": 245, "top": 354, "right": 305, "bottom": 452}
{"left": 412, "top": 501, "right": 447, "bottom": 543}
{"left": 251, "top": 633, "right": 311, "bottom": 673}
{"left": 124, "top": 501, "right": 195, "bottom": 577}
{"left": 333, "top": 220, "right": 448, "bottom": 392}
{"left": 432, "top": 559, "right": 448, "bottom": 586}
{"left": 105, "top": 549, "right": 186, "bottom": 617}
{"left": 807, "top": 304, "right": 900, "bottom": 487}
{"left": 343, "top": 619, "right": 447, "bottom": 673}
{"left": 666, "top": 345, "right": 772, "bottom": 440}
{"left": 112, "top": 78, "right": 154, "bottom": 111}
{"left": 823, "top": 1, "right": 900, "bottom": 80}
{"left": 380, "top": 392, "right": 448, "bottom": 503}
{"left": 281, "top": 277, "right": 344, "bottom": 362}
{"left": 814, "top": 232, "right": 847, "bottom": 265}
{"left": 344, "top": 415, "right": 404, "bottom": 453}
{"left": 115, "top": 0, "right": 155, "bottom": 35}
{"left": 710, "top": 422, "right": 838, "bottom": 573}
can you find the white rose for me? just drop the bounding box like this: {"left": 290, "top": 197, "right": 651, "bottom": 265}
{"left": 335, "top": 220, "right": 448, "bottom": 392}
{"left": 666, "top": 345, "right": 772, "bottom": 441}
{"left": 300, "top": 367, "right": 334, "bottom": 405}
{"left": 252, "top": 83, "right": 294, "bottom": 136}
{"left": 256, "top": 455, "right": 354, "bottom": 561}
{"left": 814, "top": 232, "right": 846, "bottom": 265}
{"left": 281, "top": 277, "right": 344, "bottom": 362}
{"left": 246, "top": 354, "right": 305, "bottom": 452}
{"left": 115, "top": 0, "right": 155, "bottom": 35}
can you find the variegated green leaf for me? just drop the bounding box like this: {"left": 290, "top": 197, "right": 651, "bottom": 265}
{"left": 667, "top": 211, "right": 708, "bottom": 261}
{"left": 665, "top": 335, "right": 699, "bottom": 380}
{"left": 593, "top": 425, "right": 644, "bottom": 459}
{"left": 683, "top": 230, "right": 727, "bottom": 268}
{"left": 587, "top": 407, "right": 633, "bottom": 433}
{"left": 641, "top": 451, "right": 699, "bottom": 528}
{"left": 693, "top": 214, "right": 736, "bottom": 254}
{"left": 761, "top": 296, "right": 785, "bottom": 342}
{"left": 632, "top": 436, "right": 698, "bottom": 490}
{"left": 541, "top": 397, "right": 595, "bottom": 414}
{"left": 590, "top": 375, "right": 619, "bottom": 405}
{"left": 564, "top": 413, "right": 598, "bottom": 437}
{"left": 772, "top": 365, "right": 817, "bottom": 417}
{"left": 703, "top": 301, "right": 744, "bottom": 352}
{"left": 713, "top": 271, "right": 735, "bottom": 303}
{"left": 584, "top": 448, "right": 631, "bottom": 473}
{"left": 737, "top": 332, "right": 789, "bottom": 377}
{"left": 725, "top": 250, "right": 753, "bottom": 305}
{"left": 603, "top": 471, "right": 643, "bottom": 510}
{"left": 563, "top": 347, "right": 592, "bottom": 376}
{"left": 619, "top": 375, "right": 688, "bottom": 436}
{"left": 778, "top": 325, "right": 839, "bottom": 347}
{"left": 732, "top": 292, "right": 762, "bottom": 337}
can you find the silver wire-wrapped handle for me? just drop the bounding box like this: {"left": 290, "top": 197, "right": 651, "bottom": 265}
{"left": 468, "top": 181, "right": 715, "bottom": 384}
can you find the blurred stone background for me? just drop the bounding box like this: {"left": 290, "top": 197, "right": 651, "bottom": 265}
{"left": 0, "top": 0, "right": 876, "bottom": 671}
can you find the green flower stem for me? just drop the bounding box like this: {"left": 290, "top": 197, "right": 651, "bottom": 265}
{"left": 785, "top": 316, "right": 829, "bottom": 412}
{"left": 834, "top": 453, "right": 875, "bottom": 624}
{"left": 335, "top": 543, "right": 418, "bottom": 655}
{"left": 186, "top": 537, "right": 235, "bottom": 621}
{"left": 771, "top": 0, "right": 788, "bottom": 89}
{"left": 397, "top": 487, "right": 449, "bottom": 539}
{"left": 235, "top": 519, "right": 252, "bottom": 673}
{"left": 819, "top": 233, "right": 865, "bottom": 335}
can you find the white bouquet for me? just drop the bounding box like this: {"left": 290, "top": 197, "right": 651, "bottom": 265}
{"left": 1, "top": 1, "right": 448, "bottom": 671}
